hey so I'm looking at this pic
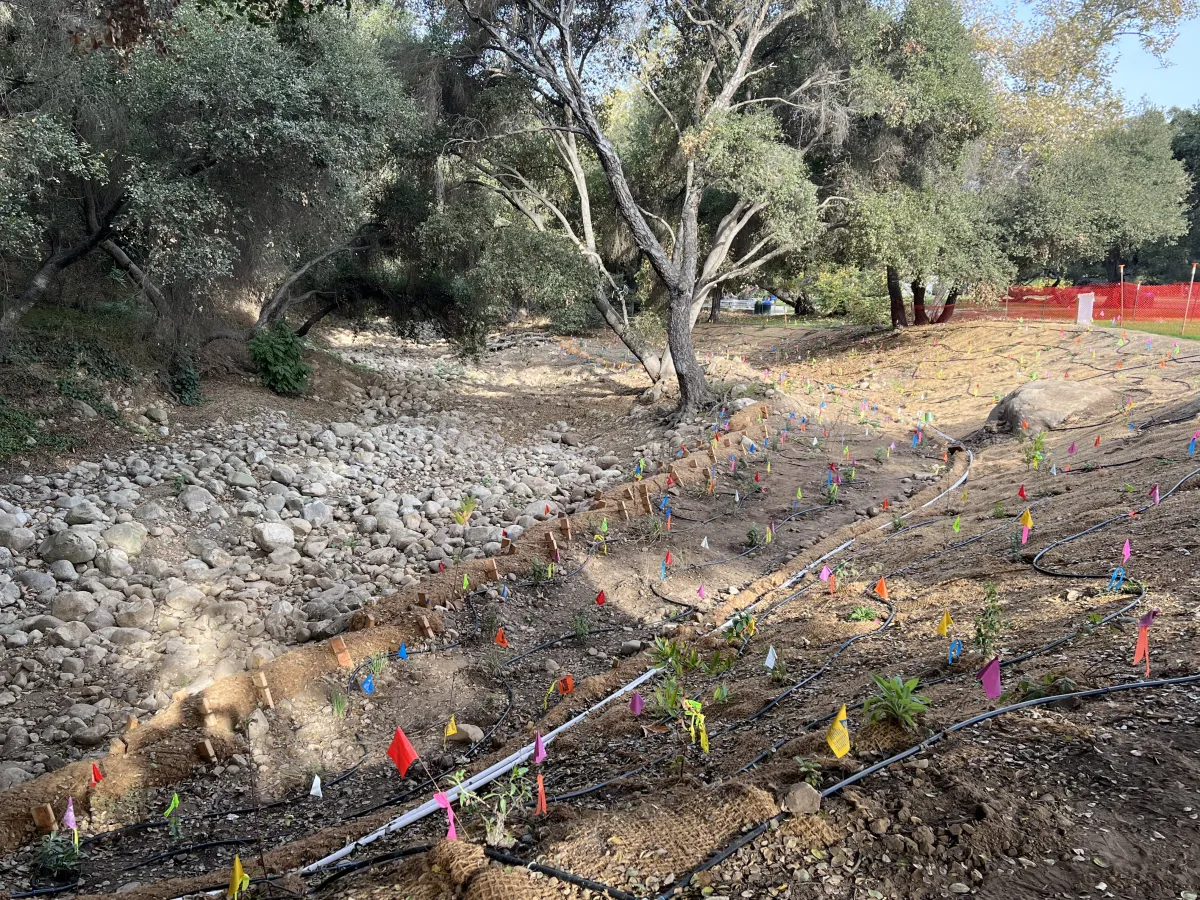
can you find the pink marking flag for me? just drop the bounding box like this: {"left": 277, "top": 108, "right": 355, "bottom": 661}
{"left": 433, "top": 792, "right": 457, "bottom": 840}
{"left": 1021, "top": 525, "right": 1030, "bottom": 545}
{"left": 697, "top": 584, "right": 706, "bottom": 600}
{"left": 630, "top": 692, "right": 645, "bottom": 716}
{"left": 62, "top": 796, "right": 76, "bottom": 832}
{"left": 534, "top": 731, "right": 546, "bottom": 764}
{"left": 1068, "top": 442, "right": 1076, "bottom": 455}
{"left": 1122, "top": 538, "right": 1131, "bottom": 562}
{"left": 977, "top": 657, "right": 1002, "bottom": 700}
{"left": 1150, "top": 484, "right": 1160, "bottom": 505}
{"left": 819, "top": 565, "right": 832, "bottom": 582}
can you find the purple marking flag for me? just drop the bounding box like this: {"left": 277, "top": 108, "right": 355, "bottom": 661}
{"left": 1138, "top": 608, "right": 1159, "bottom": 628}
{"left": 630, "top": 691, "right": 645, "bottom": 716}
{"left": 977, "top": 657, "right": 1002, "bottom": 700}
{"left": 62, "top": 797, "right": 76, "bottom": 832}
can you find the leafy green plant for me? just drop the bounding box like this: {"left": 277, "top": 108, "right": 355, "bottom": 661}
{"left": 650, "top": 673, "right": 684, "bottom": 718}
{"left": 529, "top": 557, "right": 552, "bottom": 585}
{"left": 874, "top": 446, "right": 886, "bottom": 462}
{"left": 702, "top": 650, "right": 735, "bottom": 675}
{"left": 890, "top": 512, "right": 906, "bottom": 532}
{"left": 1021, "top": 430, "right": 1047, "bottom": 468}
{"left": 974, "top": 581, "right": 1005, "bottom": 657}
{"left": 369, "top": 651, "right": 389, "bottom": 676}
{"left": 650, "top": 637, "right": 700, "bottom": 676}
{"left": 793, "top": 755, "right": 822, "bottom": 788}
{"left": 746, "top": 522, "right": 762, "bottom": 547}
{"left": 0, "top": 396, "right": 78, "bottom": 461}
{"left": 169, "top": 353, "right": 202, "bottom": 406}
{"left": 34, "top": 832, "right": 84, "bottom": 881}
{"left": 248, "top": 322, "right": 311, "bottom": 395}
{"left": 56, "top": 376, "right": 121, "bottom": 422}
{"left": 571, "top": 612, "right": 591, "bottom": 645}
{"left": 1014, "top": 672, "right": 1077, "bottom": 701}
{"left": 713, "top": 682, "right": 730, "bottom": 704}
{"left": 847, "top": 605, "right": 878, "bottom": 622}
{"left": 450, "top": 765, "right": 533, "bottom": 848}
{"left": 726, "top": 610, "right": 758, "bottom": 644}
{"left": 862, "top": 674, "right": 929, "bottom": 731}
{"left": 992, "top": 500, "right": 1006, "bottom": 519}
{"left": 451, "top": 495, "right": 479, "bottom": 526}
{"left": 825, "top": 482, "right": 839, "bottom": 505}
{"left": 477, "top": 605, "right": 500, "bottom": 641}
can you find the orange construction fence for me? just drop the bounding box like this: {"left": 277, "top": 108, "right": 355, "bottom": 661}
{"left": 953, "top": 282, "right": 1200, "bottom": 336}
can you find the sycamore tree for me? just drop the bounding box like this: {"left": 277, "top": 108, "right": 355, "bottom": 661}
{"left": 971, "top": 0, "right": 1200, "bottom": 165}
{"left": 456, "top": 0, "right": 824, "bottom": 413}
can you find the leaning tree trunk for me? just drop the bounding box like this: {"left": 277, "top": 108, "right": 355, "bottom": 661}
{"left": 1, "top": 197, "right": 126, "bottom": 340}
{"left": 667, "top": 287, "right": 711, "bottom": 414}
{"left": 588, "top": 282, "right": 664, "bottom": 383}
{"left": 911, "top": 276, "right": 930, "bottom": 325}
{"left": 934, "top": 287, "right": 959, "bottom": 324}
{"left": 886, "top": 266, "right": 908, "bottom": 328}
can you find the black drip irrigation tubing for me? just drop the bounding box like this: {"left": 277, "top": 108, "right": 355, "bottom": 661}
{"left": 652, "top": 462, "right": 1200, "bottom": 899}
{"left": 657, "top": 673, "right": 1200, "bottom": 900}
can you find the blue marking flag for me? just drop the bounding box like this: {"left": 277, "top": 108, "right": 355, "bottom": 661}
{"left": 398, "top": 643, "right": 408, "bottom": 660}
{"left": 948, "top": 640, "right": 963, "bottom": 664}
{"left": 361, "top": 674, "right": 375, "bottom": 694}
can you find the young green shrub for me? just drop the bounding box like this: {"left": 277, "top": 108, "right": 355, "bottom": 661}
{"left": 571, "top": 612, "right": 591, "bottom": 645}
{"left": 248, "top": 322, "right": 312, "bottom": 395}
{"left": 974, "top": 581, "right": 1006, "bottom": 657}
{"left": 34, "top": 832, "right": 84, "bottom": 881}
{"left": 451, "top": 495, "right": 479, "bottom": 526}
{"left": 862, "top": 674, "right": 928, "bottom": 731}
{"left": 793, "top": 755, "right": 822, "bottom": 788}
{"left": 746, "top": 522, "right": 762, "bottom": 547}
{"left": 650, "top": 673, "right": 684, "bottom": 718}
{"left": 169, "top": 353, "right": 202, "bottom": 406}
{"left": 847, "top": 605, "right": 878, "bottom": 623}
{"left": 713, "top": 682, "right": 730, "bottom": 704}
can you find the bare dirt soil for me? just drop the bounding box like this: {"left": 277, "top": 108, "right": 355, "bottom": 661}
{"left": 4, "top": 317, "right": 1200, "bottom": 900}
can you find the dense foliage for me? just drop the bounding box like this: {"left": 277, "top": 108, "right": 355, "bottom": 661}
{"left": 1, "top": 0, "right": 1197, "bottom": 407}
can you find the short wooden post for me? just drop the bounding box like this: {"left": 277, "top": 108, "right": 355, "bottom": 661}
{"left": 329, "top": 636, "right": 353, "bottom": 668}
{"left": 32, "top": 805, "right": 56, "bottom": 833}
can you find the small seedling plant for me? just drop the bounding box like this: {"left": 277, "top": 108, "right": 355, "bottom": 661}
{"left": 451, "top": 766, "right": 532, "bottom": 848}
{"left": 847, "top": 605, "right": 878, "bottom": 622}
{"left": 34, "top": 832, "right": 84, "bottom": 882}
{"left": 974, "top": 581, "right": 1006, "bottom": 657}
{"left": 862, "top": 674, "right": 929, "bottom": 732}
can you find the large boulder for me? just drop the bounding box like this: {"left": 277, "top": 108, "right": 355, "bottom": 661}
{"left": 253, "top": 522, "right": 295, "bottom": 552}
{"left": 104, "top": 522, "right": 149, "bottom": 556}
{"left": 39, "top": 528, "right": 98, "bottom": 564}
{"left": 51, "top": 591, "right": 98, "bottom": 622}
{"left": 986, "top": 381, "right": 1117, "bottom": 434}
{"left": 178, "top": 486, "right": 217, "bottom": 514}
{"left": 0, "top": 527, "right": 36, "bottom": 554}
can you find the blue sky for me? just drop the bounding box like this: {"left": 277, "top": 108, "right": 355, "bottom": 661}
{"left": 1111, "top": 20, "right": 1200, "bottom": 111}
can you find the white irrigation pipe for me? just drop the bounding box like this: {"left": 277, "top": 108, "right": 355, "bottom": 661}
{"left": 301, "top": 665, "right": 662, "bottom": 872}
{"left": 298, "top": 423, "right": 975, "bottom": 876}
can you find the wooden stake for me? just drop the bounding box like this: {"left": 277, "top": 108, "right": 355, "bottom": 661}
{"left": 417, "top": 591, "right": 430, "bottom": 608}
{"left": 32, "top": 805, "right": 56, "bottom": 834}
{"left": 197, "top": 739, "right": 218, "bottom": 763}
{"left": 329, "top": 636, "right": 353, "bottom": 668}
{"left": 559, "top": 516, "right": 572, "bottom": 541}
{"left": 484, "top": 559, "right": 499, "bottom": 581}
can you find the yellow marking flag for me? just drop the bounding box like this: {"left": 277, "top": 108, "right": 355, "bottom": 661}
{"left": 826, "top": 704, "right": 851, "bottom": 759}
{"left": 936, "top": 610, "right": 953, "bottom": 637}
{"left": 227, "top": 855, "right": 250, "bottom": 900}
{"left": 1019, "top": 509, "right": 1033, "bottom": 528}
